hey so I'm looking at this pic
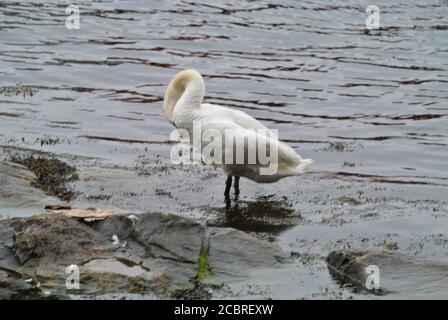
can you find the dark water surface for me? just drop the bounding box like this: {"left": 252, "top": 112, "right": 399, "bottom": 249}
{"left": 1, "top": 0, "right": 448, "bottom": 299}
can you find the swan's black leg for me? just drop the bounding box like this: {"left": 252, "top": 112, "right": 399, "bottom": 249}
{"left": 224, "top": 195, "right": 231, "bottom": 208}
{"left": 224, "top": 175, "right": 232, "bottom": 196}
{"left": 234, "top": 176, "right": 240, "bottom": 195}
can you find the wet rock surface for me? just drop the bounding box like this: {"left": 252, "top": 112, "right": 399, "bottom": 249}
{"left": 326, "top": 249, "right": 448, "bottom": 299}
{"left": 2, "top": 147, "right": 448, "bottom": 299}
{"left": 0, "top": 211, "right": 288, "bottom": 299}
{"left": 0, "top": 161, "right": 64, "bottom": 218}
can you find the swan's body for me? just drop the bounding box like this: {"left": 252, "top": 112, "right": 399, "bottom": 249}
{"left": 163, "top": 69, "right": 313, "bottom": 195}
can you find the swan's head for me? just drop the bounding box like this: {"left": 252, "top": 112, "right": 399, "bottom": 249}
{"left": 163, "top": 69, "right": 204, "bottom": 123}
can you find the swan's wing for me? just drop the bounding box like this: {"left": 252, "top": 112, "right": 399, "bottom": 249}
{"left": 225, "top": 109, "right": 306, "bottom": 166}
{"left": 199, "top": 104, "right": 312, "bottom": 174}
{"left": 199, "top": 119, "right": 304, "bottom": 170}
{"left": 201, "top": 103, "right": 273, "bottom": 137}
{"left": 227, "top": 109, "right": 271, "bottom": 132}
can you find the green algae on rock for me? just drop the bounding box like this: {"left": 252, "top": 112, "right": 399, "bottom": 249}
{"left": 196, "top": 244, "right": 212, "bottom": 281}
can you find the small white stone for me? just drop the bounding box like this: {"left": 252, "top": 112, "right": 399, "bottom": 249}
{"left": 112, "top": 234, "right": 120, "bottom": 245}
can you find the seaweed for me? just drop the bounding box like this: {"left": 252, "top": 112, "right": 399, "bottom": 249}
{"left": 10, "top": 154, "right": 78, "bottom": 201}
{"left": 0, "top": 83, "right": 37, "bottom": 98}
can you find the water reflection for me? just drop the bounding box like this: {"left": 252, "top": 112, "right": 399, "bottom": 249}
{"left": 208, "top": 195, "right": 301, "bottom": 234}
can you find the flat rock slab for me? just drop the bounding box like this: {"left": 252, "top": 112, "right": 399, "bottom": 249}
{"left": 0, "top": 212, "right": 288, "bottom": 299}
{"left": 327, "top": 250, "right": 448, "bottom": 299}
{"left": 0, "top": 161, "right": 63, "bottom": 218}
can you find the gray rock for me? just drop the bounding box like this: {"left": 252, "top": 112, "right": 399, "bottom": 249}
{"left": 208, "top": 227, "right": 288, "bottom": 278}
{"left": 0, "top": 161, "right": 63, "bottom": 217}
{"left": 327, "top": 249, "right": 448, "bottom": 298}
{"left": 0, "top": 212, "right": 288, "bottom": 299}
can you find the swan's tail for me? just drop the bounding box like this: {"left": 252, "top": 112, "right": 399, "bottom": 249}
{"left": 292, "top": 158, "right": 313, "bottom": 174}
{"left": 277, "top": 158, "right": 313, "bottom": 176}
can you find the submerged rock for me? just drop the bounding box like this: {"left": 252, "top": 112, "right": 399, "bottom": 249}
{"left": 0, "top": 212, "right": 288, "bottom": 299}
{"left": 326, "top": 249, "right": 448, "bottom": 298}
{"left": 0, "top": 161, "right": 64, "bottom": 217}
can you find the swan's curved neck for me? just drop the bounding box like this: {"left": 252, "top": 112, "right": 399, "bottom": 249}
{"left": 163, "top": 70, "right": 205, "bottom": 123}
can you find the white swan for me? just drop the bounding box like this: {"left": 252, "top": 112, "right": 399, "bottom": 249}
{"left": 163, "top": 69, "right": 313, "bottom": 196}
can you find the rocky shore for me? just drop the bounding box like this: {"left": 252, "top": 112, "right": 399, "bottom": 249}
{"left": 0, "top": 210, "right": 290, "bottom": 299}
{"left": 1, "top": 157, "right": 448, "bottom": 299}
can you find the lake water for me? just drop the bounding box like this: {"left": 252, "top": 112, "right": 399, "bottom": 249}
{"left": 1, "top": 0, "right": 447, "bottom": 299}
